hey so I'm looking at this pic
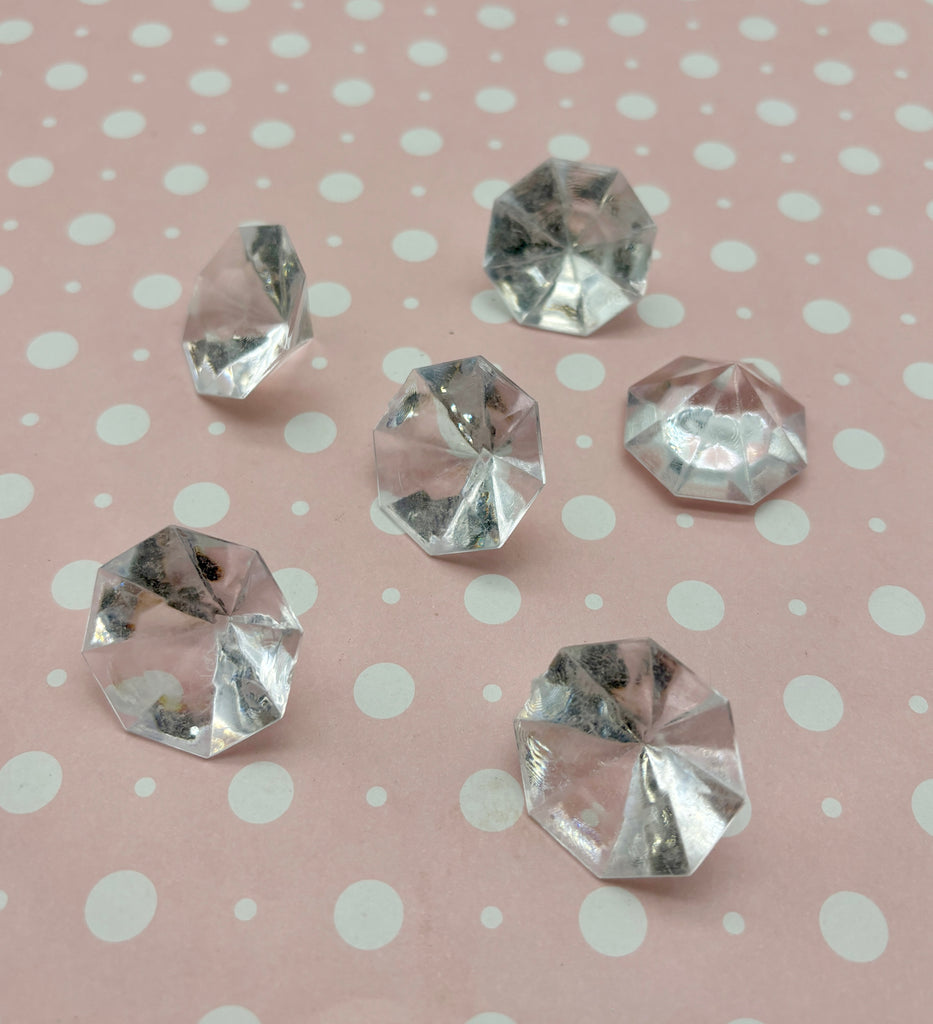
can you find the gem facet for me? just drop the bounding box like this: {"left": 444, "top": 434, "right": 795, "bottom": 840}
{"left": 82, "top": 525, "right": 302, "bottom": 757}
{"left": 514, "top": 638, "right": 746, "bottom": 878}
{"left": 182, "top": 224, "right": 313, "bottom": 399}
{"left": 483, "top": 157, "right": 656, "bottom": 336}
{"left": 373, "top": 355, "right": 545, "bottom": 555}
{"left": 624, "top": 356, "right": 807, "bottom": 504}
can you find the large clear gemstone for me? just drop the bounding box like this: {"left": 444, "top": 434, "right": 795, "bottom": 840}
{"left": 624, "top": 356, "right": 807, "bottom": 504}
{"left": 484, "top": 158, "right": 656, "bottom": 336}
{"left": 182, "top": 224, "right": 313, "bottom": 399}
{"left": 373, "top": 355, "right": 545, "bottom": 555}
{"left": 515, "top": 639, "right": 746, "bottom": 878}
{"left": 82, "top": 525, "right": 302, "bottom": 757}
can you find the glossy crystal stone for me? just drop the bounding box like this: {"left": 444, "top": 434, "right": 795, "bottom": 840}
{"left": 624, "top": 356, "right": 807, "bottom": 504}
{"left": 514, "top": 639, "right": 746, "bottom": 878}
{"left": 373, "top": 355, "right": 545, "bottom": 555}
{"left": 82, "top": 525, "right": 302, "bottom": 757}
{"left": 483, "top": 157, "right": 656, "bottom": 336}
{"left": 182, "top": 224, "right": 313, "bottom": 399}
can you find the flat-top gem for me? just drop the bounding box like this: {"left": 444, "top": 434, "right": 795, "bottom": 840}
{"left": 182, "top": 224, "right": 313, "bottom": 399}
{"left": 82, "top": 525, "right": 302, "bottom": 757}
{"left": 484, "top": 157, "right": 656, "bottom": 336}
{"left": 373, "top": 355, "right": 545, "bottom": 555}
{"left": 514, "top": 639, "right": 746, "bottom": 878}
{"left": 624, "top": 356, "right": 807, "bottom": 504}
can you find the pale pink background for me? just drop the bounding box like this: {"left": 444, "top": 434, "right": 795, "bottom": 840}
{"left": 1, "top": 1, "right": 931, "bottom": 1022}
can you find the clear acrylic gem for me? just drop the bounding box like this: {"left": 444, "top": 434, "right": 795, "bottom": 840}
{"left": 514, "top": 639, "right": 746, "bottom": 878}
{"left": 82, "top": 525, "right": 302, "bottom": 758}
{"left": 182, "top": 224, "right": 313, "bottom": 399}
{"left": 483, "top": 157, "right": 656, "bottom": 336}
{"left": 373, "top": 355, "right": 545, "bottom": 555}
{"left": 624, "top": 356, "right": 807, "bottom": 504}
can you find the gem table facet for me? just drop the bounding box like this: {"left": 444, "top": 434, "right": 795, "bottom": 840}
{"left": 624, "top": 356, "right": 808, "bottom": 505}
{"left": 484, "top": 157, "right": 657, "bottom": 336}
{"left": 514, "top": 639, "right": 746, "bottom": 879}
{"left": 373, "top": 355, "right": 545, "bottom": 555}
{"left": 182, "top": 224, "right": 313, "bottom": 399}
{"left": 82, "top": 525, "right": 302, "bottom": 757}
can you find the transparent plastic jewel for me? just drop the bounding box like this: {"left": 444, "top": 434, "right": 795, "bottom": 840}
{"left": 182, "top": 224, "right": 313, "bottom": 399}
{"left": 373, "top": 355, "right": 545, "bottom": 555}
{"left": 81, "top": 525, "right": 302, "bottom": 757}
{"left": 483, "top": 157, "right": 656, "bottom": 336}
{"left": 514, "top": 639, "right": 746, "bottom": 879}
{"left": 624, "top": 356, "right": 807, "bottom": 504}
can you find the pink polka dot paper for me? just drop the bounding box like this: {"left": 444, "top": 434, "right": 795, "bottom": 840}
{"left": 2, "top": 2, "right": 931, "bottom": 1022}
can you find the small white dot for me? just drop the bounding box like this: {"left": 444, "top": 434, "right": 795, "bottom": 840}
{"left": 46, "top": 669, "right": 67, "bottom": 688}
{"left": 93, "top": 493, "right": 112, "bottom": 509}
{"left": 100, "top": 169, "right": 116, "bottom": 181}
{"left": 366, "top": 786, "right": 387, "bottom": 807}
{"left": 326, "top": 235, "right": 342, "bottom": 247}
{"left": 676, "top": 514, "right": 694, "bottom": 528}
{"left": 411, "top": 185, "right": 426, "bottom": 196}
{"left": 403, "top": 297, "right": 419, "bottom": 310}
{"left": 208, "top": 421, "right": 225, "bottom": 436}
{"left": 780, "top": 152, "right": 796, "bottom": 164}
{"left": 64, "top": 281, "right": 81, "bottom": 293}
{"left": 418, "top": 90, "right": 432, "bottom": 101}
{"left": 789, "top": 599, "right": 807, "bottom": 616}
{"left": 488, "top": 139, "right": 502, "bottom": 150}
{"left": 382, "top": 587, "right": 400, "bottom": 604}
{"left": 4, "top": 220, "right": 18, "bottom": 231}
{"left": 164, "top": 227, "right": 180, "bottom": 239}
{"left": 868, "top": 517, "right": 886, "bottom": 533}
{"left": 191, "top": 123, "right": 207, "bottom": 135}
{"left": 134, "top": 777, "right": 156, "bottom": 798}
{"left": 21, "top": 413, "right": 39, "bottom": 426}
{"left": 584, "top": 593, "right": 603, "bottom": 610}
{"left": 292, "top": 500, "right": 310, "bottom": 516}
{"left": 481, "top": 906, "right": 503, "bottom": 929}
{"left": 822, "top": 797, "right": 842, "bottom": 818}
{"left": 234, "top": 898, "right": 257, "bottom": 921}
{"left": 483, "top": 684, "right": 502, "bottom": 703}
{"left": 256, "top": 177, "right": 271, "bottom": 189}
{"left": 909, "top": 696, "right": 928, "bottom": 714}
{"left": 700, "top": 102, "right": 714, "bottom": 114}
{"left": 723, "top": 912, "right": 745, "bottom": 935}
{"left": 340, "top": 133, "right": 354, "bottom": 143}
{"left": 901, "top": 313, "right": 917, "bottom": 326}
{"left": 312, "top": 356, "right": 328, "bottom": 369}
{"left": 834, "top": 372, "right": 850, "bottom": 386}
{"left": 576, "top": 435, "right": 592, "bottom": 449}
{"left": 736, "top": 307, "right": 752, "bottom": 319}
{"left": 716, "top": 198, "right": 732, "bottom": 209}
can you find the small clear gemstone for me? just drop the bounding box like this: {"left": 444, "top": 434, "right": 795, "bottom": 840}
{"left": 182, "top": 224, "right": 313, "bottom": 399}
{"left": 514, "top": 638, "right": 746, "bottom": 878}
{"left": 373, "top": 355, "right": 545, "bottom": 555}
{"left": 484, "top": 157, "right": 656, "bottom": 336}
{"left": 624, "top": 356, "right": 807, "bottom": 504}
{"left": 82, "top": 525, "right": 302, "bottom": 757}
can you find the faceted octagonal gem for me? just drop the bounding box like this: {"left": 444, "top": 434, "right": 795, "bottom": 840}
{"left": 373, "top": 355, "right": 545, "bottom": 555}
{"left": 514, "top": 639, "right": 746, "bottom": 879}
{"left": 483, "top": 157, "right": 656, "bottom": 336}
{"left": 182, "top": 224, "right": 313, "bottom": 399}
{"left": 82, "top": 525, "right": 302, "bottom": 758}
{"left": 624, "top": 356, "right": 807, "bottom": 505}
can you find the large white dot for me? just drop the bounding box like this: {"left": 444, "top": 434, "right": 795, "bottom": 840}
{"left": 345, "top": 0, "right": 383, "bottom": 19}
{"left": 173, "top": 482, "right": 230, "bottom": 528}
{"left": 895, "top": 104, "right": 933, "bottom": 133}
{"left": 96, "top": 404, "right": 150, "bottom": 446}
{"left": 833, "top": 428, "right": 884, "bottom": 469}
{"left": 724, "top": 797, "right": 751, "bottom": 837}
{"left": 548, "top": 133, "right": 590, "bottom": 160}
{"left": 0, "top": 19, "right": 33, "bottom": 44}
{"left": 578, "top": 887, "right": 647, "bottom": 957}
{"left": 370, "top": 497, "right": 404, "bottom": 534}
{"left": 199, "top": 1009, "right": 260, "bottom": 1024}
{"left": 711, "top": 240, "right": 757, "bottom": 272}
{"left": 473, "top": 179, "right": 508, "bottom": 209}
{"left": 85, "top": 870, "right": 157, "bottom": 942}
{"left": 272, "top": 568, "right": 318, "bottom": 616}
{"left": 212, "top": 0, "right": 251, "bottom": 10}
{"left": 0, "top": 473, "right": 34, "bottom": 519}
{"left": 251, "top": 120, "right": 294, "bottom": 148}
{"left": 814, "top": 60, "right": 854, "bottom": 85}
{"left": 868, "top": 586, "right": 925, "bottom": 636}
{"left": 333, "top": 78, "right": 373, "bottom": 106}
{"left": 0, "top": 751, "right": 62, "bottom": 813}
{"left": 911, "top": 779, "right": 933, "bottom": 836}
{"left": 27, "top": 330, "right": 78, "bottom": 369}
{"left": 51, "top": 559, "right": 100, "bottom": 610}
{"left": 477, "top": 5, "right": 515, "bottom": 29}
{"left": 464, "top": 574, "right": 521, "bottom": 625}
{"left": 838, "top": 146, "right": 881, "bottom": 175}
{"left": 633, "top": 184, "right": 669, "bottom": 217}
{"left": 868, "top": 20, "right": 907, "bottom": 45}
{"left": 609, "top": 12, "right": 645, "bottom": 36}
{"left": 270, "top": 32, "right": 310, "bottom": 58}
{"left": 680, "top": 53, "right": 719, "bottom": 79}
{"left": 562, "top": 495, "right": 616, "bottom": 540}
{"left": 471, "top": 289, "right": 510, "bottom": 324}
{"left": 306, "top": 282, "right": 351, "bottom": 317}
{"left": 803, "top": 299, "right": 850, "bottom": 334}
{"left": 8, "top": 156, "right": 54, "bottom": 187}
{"left": 783, "top": 675, "right": 844, "bottom": 731}
{"left": 392, "top": 229, "right": 438, "bottom": 262}
{"left": 228, "top": 762, "right": 294, "bottom": 823}
{"left": 667, "top": 580, "right": 724, "bottom": 631}
{"left": 102, "top": 110, "right": 146, "bottom": 139}
{"left": 475, "top": 87, "right": 516, "bottom": 113}
{"left": 0, "top": 266, "right": 11, "bottom": 294}
{"left": 739, "top": 17, "right": 777, "bottom": 41}
{"left": 459, "top": 769, "right": 523, "bottom": 831}
{"left": 284, "top": 412, "right": 337, "bottom": 453}
{"left": 354, "top": 663, "right": 415, "bottom": 719}
{"left": 45, "top": 62, "right": 88, "bottom": 90}
{"left": 778, "top": 192, "right": 822, "bottom": 222}
{"left": 400, "top": 127, "right": 443, "bottom": 155}
{"left": 189, "top": 69, "right": 231, "bottom": 97}
{"left": 334, "top": 879, "right": 403, "bottom": 950}
{"left": 556, "top": 353, "right": 606, "bottom": 391}
{"left": 545, "top": 48, "right": 583, "bottom": 73}
{"left": 408, "top": 39, "right": 447, "bottom": 66}
{"left": 868, "top": 247, "right": 913, "bottom": 280}
{"left": 131, "top": 23, "right": 172, "bottom": 47}
{"left": 382, "top": 347, "right": 429, "bottom": 383}
{"left": 318, "top": 172, "right": 363, "bottom": 203}
{"left": 819, "top": 892, "right": 888, "bottom": 962}
{"left": 755, "top": 500, "right": 810, "bottom": 546}
{"left": 637, "top": 294, "right": 684, "bottom": 327}
{"left": 163, "top": 163, "right": 208, "bottom": 195}
{"left": 616, "top": 93, "right": 657, "bottom": 119}
{"left": 694, "top": 141, "right": 736, "bottom": 170}
{"left": 133, "top": 274, "right": 182, "bottom": 309}
{"left": 756, "top": 99, "right": 797, "bottom": 126}
{"left": 68, "top": 213, "right": 115, "bottom": 245}
{"left": 904, "top": 363, "right": 933, "bottom": 399}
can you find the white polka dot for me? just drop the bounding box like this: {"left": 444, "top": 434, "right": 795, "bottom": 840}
{"left": 869, "top": 586, "right": 925, "bottom": 636}
{"left": 208, "top": 421, "right": 225, "bottom": 436}
{"left": 783, "top": 675, "right": 844, "bottom": 731}
{"left": 284, "top": 412, "right": 338, "bottom": 454}
{"left": 173, "top": 482, "right": 230, "bottom": 528}
{"left": 189, "top": 69, "right": 231, "bottom": 97}
{"left": 392, "top": 230, "right": 437, "bottom": 262}
{"left": 478, "top": 5, "right": 515, "bottom": 29}
{"left": 674, "top": 514, "right": 693, "bottom": 529}
{"left": 402, "top": 297, "right": 419, "bottom": 310}
{"left": 465, "top": 1016, "right": 516, "bottom": 1024}
{"left": 366, "top": 786, "right": 387, "bottom": 807}
{"left": 742, "top": 358, "right": 780, "bottom": 383}
{"left": 333, "top": 78, "right": 374, "bottom": 106}
{"left": 8, "top": 156, "right": 54, "bottom": 187}
{"left": 711, "top": 240, "right": 757, "bottom": 272}
{"left": 51, "top": 559, "right": 100, "bottom": 610}
{"left": 85, "top": 870, "right": 157, "bottom": 942}
{"left": 869, "top": 20, "right": 907, "bottom": 45}
{"left": 353, "top": 663, "right": 415, "bottom": 719}
{"left": 833, "top": 428, "right": 884, "bottom": 470}
{"left": 228, "top": 762, "right": 294, "bottom": 823}
{"left": 756, "top": 99, "right": 797, "bottom": 126}
{"left": 723, "top": 912, "right": 746, "bottom": 934}
{"left": 754, "top": 500, "right": 810, "bottom": 546}
{"left": 472, "top": 179, "right": 508, "bottom": 209}
{"left": 667, "top": 580, "right": 725, "bottom": 631}
{"left": 548, "top": 134, "right": 590, "bottom": 160}
{"left": 584, "top": 593, "right": 603, "bottom": 611}
{"left": 334, "top": 879, "right": 403, "bottom": 950}
{"left": 822, "top": 797, "right": 842, "bottom": 818}
{"left": 0, "top": 19, "right": 33, "bottom": 44}
{"left": 251, "top": 120, "right": 294, "bottom": 148}
{"left": 724, "top": 797, "right": 752, "bottom": 837}
{"left": 371, "top": 499, "right": 404, "bottom": 538}
{"left": 464, "top": 574, "right": 521, "bottom": 625}
{"left": 0, "top": 751, "right": 62, "bottom": 813}
{"left": 897, "top": 104, "right": 933, "bottom": 132}
{"left": 576, "top": 435, "right": 593, "bottom": 449}
{"left": 475, "top": 87, "right": 516, "bottom": 113}
{"left": 814, "top": 60, "right": 854, "bottom": 85}
{"left": 789, "top": 599, "right": 807, "bottom": 616}
{"left": 212, "top": 0, "right": 251, "bottom": 10}
{"left": 306, "top": 282, "right": 351, "bottom": 317}
{"left": 904, "top": 363, "right": 933, "bottom": 399}
{"left": 483, "top": 684, "right": 502, "bottom": 703}
{"left": 47, "top": 669, "right": 67, "bottom": 688}
{"left": 381, "top": 588, "right": 400, "bottom": 605}
{"left": 838, "top": 146, "right": 881, "bottom": 175}
{"left": 556, "top": 354, "right": 606, "bottom": 391}
{"left": 131, "top": 23, "right": 172, "bottom": 47}
{"left": 133, "top": 274, "right": 182, "bottom": 310}
{"left": 199, "top": 1009, "right": 260, "bottom": 1024}
{"left": 67, "top": 212, "right": 115, "bottom": 246}
{"left": 134, "top": 777, "right": 155, "bottom": 797}
{"left": 471, "top": 290, "right": 511, "bottom": 325}
{"left": 94, "top": 493, "right": 112, "bottom": 508}
{"left": 345, "top": 0, "right": 383, "bottom": 19}
{"left": 459, "top": 768, "right": 523, "bottom": 831}
{"left": 562, "top": 496, "right": 615, "bottom": 540}
{"left": 272, "top": 568, "right": 317, "bottom": 616}
{"left": 0, "top": 473, "right": 34, "bottom": 519}
{"left": 317, "top": 172, "right": 363, "bottom": 203}
{"left": 803, "top": 299, "right": 851, "bottom": 334}
{"left": 234, "top": 898, "right": 257, "bottom": 921}
{"left": 95, "top": 404, "right": 150, "bottom": 447}
{"left": 739, "top": 17, "right": 776, "bottom": 41}
{"left": 633, "top": 184, "right": 669, "bottom": 217}
{"left": 616, "top": 93, "right": 657, "bottom": 119}
{"left": 909, "top": 695, "right": 928, "bottom": 713}
{"left": 270, "top": 32, "right": 309, "bottom": 58}
{"left": 45, "top": 62, "right": 87, "bottom": 90}
{"left": 579, "top": 887, "right": 647, "bottom": 957}
{"left": 912, "top": 779, "right": 933, "bottom": 835}
{"left": 0, "top": 265, "right": 11, "bottom": 295}
{"left": 163, "top": 164, "right": 208, "bottom": 195}
{"left": 400, "top": 127, "right": 443, "bottom": 155}
{"left": 867, "top": 517, "right": 885, "bottom": 534}
{"left": 820, "top": 892, "right": 888, "bottom": 962}
{"left": 408, "top": 39, "right": 447, "bottom": 66}
{"left": 868, "top": 247, "right": 913, "bottom": 280}
{"left": 292, "top": 500, "right": 310, "bottom": 516}
{"left": 680, "top": 53, "right": 719, "bottom": 78}
{"left": 637, "top": 294, "right": 685, "bottom": 327}
{"left": 694, "top": 141, "right": 736, "bottom": 170}
{"left": 480, "top": 906, "right": 503, "bottom": 929}
{"left": 608, "top": 12, "right": 645, "bottom": 36}
{"left": 27, "top": 330, "right": 78, "bottom": 369}
{"left": 101, "top": 110, "right": 146, "bottom": 139}
{"left": 545, "top": 48, "right": 583, "bottom": 73}
{"left": 778, "top": 192, "right": 822, "bottom": 222}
